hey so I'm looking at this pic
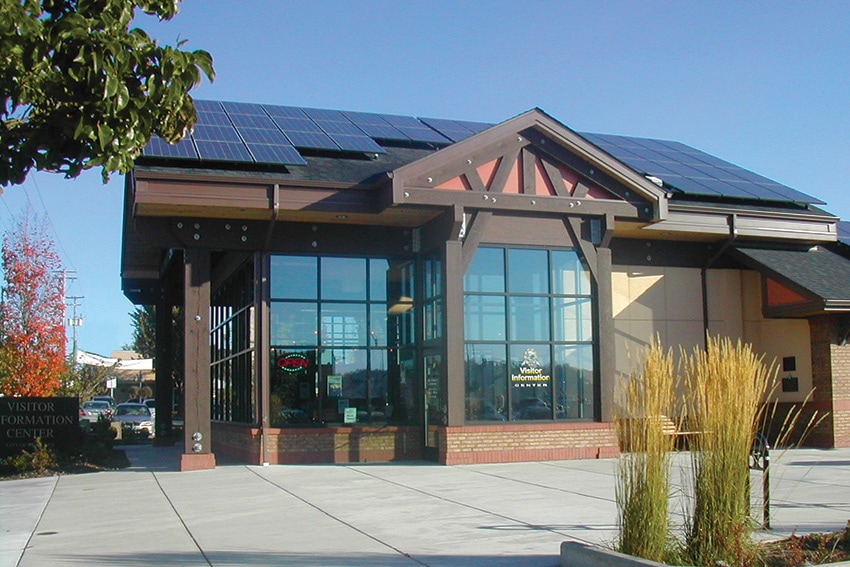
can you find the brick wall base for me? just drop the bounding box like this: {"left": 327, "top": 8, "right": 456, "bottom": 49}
{"left": 180, "top": 452, "right": 216, "bottom": 471}
{"left": 436, "top": 422, "right": 620, "bottom": 465}
{"left": 210, "top": 421, "right": 621, "bottom": 465}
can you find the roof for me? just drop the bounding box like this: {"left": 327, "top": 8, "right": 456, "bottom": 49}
{"left": 731, "top": 245, "right": 850, "bottom": 313}
{"left": 139, "top": 100, "right": 825, "bottom": 210}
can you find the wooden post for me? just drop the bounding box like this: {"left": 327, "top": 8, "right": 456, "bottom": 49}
{"left": 181, "top": 247, "right": 215, "bottom": 471}
{"left": 153, "top": 300, "right": 174, "bottom": 445}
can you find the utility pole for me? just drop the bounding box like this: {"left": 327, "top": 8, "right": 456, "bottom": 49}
{"left": 67, "top": 295, "right": 84, "bottom": 361}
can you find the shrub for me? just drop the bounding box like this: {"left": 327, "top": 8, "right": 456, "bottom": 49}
{"left": 5, "top": 437, "right": 58, "bottom": 475}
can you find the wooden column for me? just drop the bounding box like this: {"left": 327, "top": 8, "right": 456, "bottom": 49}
{"left": 256, "top": 253, "right": 271, "bottom": 464}
{"left": 596, "top": 247, "right": 616, "bottom": 423}
{"left": 181, "top": 247, "right": 215, "bottom": 471}
{"left": 153, "top": 300, "right": 174, "bottom": 445}
{"left": 443, "top": 238, "right": 466, "bottom": 426}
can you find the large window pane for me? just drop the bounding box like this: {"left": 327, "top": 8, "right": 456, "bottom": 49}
{"left": 321, "top": 303, "right": 367, "bottom": 347}
{"left": 552, "top": 298, "right": 594, "bottom": 341}
{"left": 369, "top": 303, "right": 388, "bottom": 346}
{"left": 554, "top": 344, "right": 594, "bottom": 419}
{"left": 465, "top": 344, "right": 507, "bottom": 421}
{"left": 271, "top": 256, "right": 317, "bottom": 299}
{"left": 321, "top": 257, "right": 366, "bottom": 300}
{"left": 508, "top": 249, "right": 549, "bottom": 294}
{"left": 370, "top": 258, "right": 389, "bottom": 301}
{"left": 510, "top": 345, "right": 552, "bottom": 420}
{"left": 320, "top": 348, "right": 367, "bottom": 422}
{"left": 465, "top": 247, "right": 505, "bottom": 292}
{"left": 552, "top": 250, "right": 591, "bottom": 296}
{"left": 271, "top": 302, "right": 317, "bottom": 346}
{"left": 464, "top": 295, "right": 506, "bottom": 341}
{"left": 509, "top": 296, "right": 550, "bottom": 341}
{"left": 369, "top": 350, "right": 389, "bottom": 422}
{"left": 270, "top": 349, "right": 316, "bottom": 426}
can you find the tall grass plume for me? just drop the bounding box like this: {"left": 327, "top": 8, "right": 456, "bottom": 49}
{"left": 683, "top": 335, "right": 777, "bottom": 566}
{"left": 614, "top": 336, "right": 677, "bottom": 562}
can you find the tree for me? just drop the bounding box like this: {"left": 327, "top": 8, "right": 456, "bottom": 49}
{"left": 127, "top": 305, "right": 156, "bottom": 358}
{"left": 0, "top": 212, "right": 67, "bottom": 396}
{"left": 56, "top": 360, "right": 115, "bottom": 400}
{"left": 1, "top": 0, "right": 214, "bottom": 186}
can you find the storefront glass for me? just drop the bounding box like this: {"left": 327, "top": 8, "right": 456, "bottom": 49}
{"left": 269, "top": 255, "right": 414, "bottom": 425}
{"left": 464, "top": 247, "right": 595, "bottom": 422}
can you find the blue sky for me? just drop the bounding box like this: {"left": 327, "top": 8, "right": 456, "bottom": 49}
{"left": 1, "top": 1, "right": 848, "bottom": 356}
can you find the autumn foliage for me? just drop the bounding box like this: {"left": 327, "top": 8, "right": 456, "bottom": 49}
{"left": 0, "top": 213, "right": 66, "bottom": 396}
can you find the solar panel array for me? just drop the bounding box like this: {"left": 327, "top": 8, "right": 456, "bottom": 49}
{"left": 142, "top": 100, "right": 820, "bottom": 207}
{"left": 838, "top": 222, "right": 850, "bottom": 246}
{"left": 581, "top": 133, "right": 824, "bottom": 205}
{"left": 142, "top": 100, "right": 464, "bottom": 166}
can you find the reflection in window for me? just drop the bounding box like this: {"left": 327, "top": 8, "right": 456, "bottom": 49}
{"left": 269, "top": 254, "right": 414, "bottom": 426}
{"left": 464, "top": 246, "right": 595, "bottom": 423}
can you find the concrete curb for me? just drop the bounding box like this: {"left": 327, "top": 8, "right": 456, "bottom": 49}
{"left": 560, "top": 542, "right": 668, "bottom": 567}
{"left": 560, "top": 541, "right": 850, "bottom": 567}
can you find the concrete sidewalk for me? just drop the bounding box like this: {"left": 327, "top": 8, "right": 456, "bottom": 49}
{"left": 2, "top": 446, "right": 848, "bottom": 567}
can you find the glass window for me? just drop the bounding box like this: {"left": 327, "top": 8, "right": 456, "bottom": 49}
{"left": 370, "top": 259, "right": 389, "bottom": 301}
{"left": 508, "top": 249, "right": 549, "bottom": 294}
{"left": 464, "top": 344, "right": 507, "bottom": 422}
{"left": 464, "top": 247, "right": 505, "bottom": 292}
{"left": 270, "top": 349, "right": 317, "bottom": 426}
{"left": 319, "top": 348, "right": 367, "bottom": 422}
{"left": 552, "top": 298, "right": 594, "bottom": 341}
{"left": 509, "top": 296, "right": 550, "bottom": 341}
{"left": 552, "top": 250, "right": 591, "bottom": 296}
{"left": 271, "top": 256, "right": 317, "bottom": 299}
{"left": 321, "top": 303, "right": 367, "bottom": 347}
{"left": 369, "top": 303, "right": 388, "bottom": 347}
{"left": 271, "top": 302, "right": 317, "bottom": 346}
{"left": 463, "top": 246, "right": 595, "bottom": 422}
{"left": 510, "top": 345, "right": 552, "bottom": 420}
{"left": 554, "top": 344, "right": 594, "bottom": 419}
{"left": 321, "top": 257, "right": 366, "bottom": 300}
{"left": 464, "top": 295, "right": 506, "bottom": 341}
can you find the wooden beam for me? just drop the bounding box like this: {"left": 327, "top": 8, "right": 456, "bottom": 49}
{"left": 521, "top": 148, "right": 536, "bottom": 195}
{"left": 398, "top": 187, "right": 640, "bottom": 218}
{"left": 564, "top": 217, "right": 598, "bottom": 280}
{"left": 462, "top": 211, "right": 493, "bottom": 272}
{"left": 181, "top": 247, "right": 215, "bottom": 471}
{"left": 540, "top": 158, "right": 569, "bottom": 197}
{"left": 488, "top": 150, "right": 520, "bottom": 193}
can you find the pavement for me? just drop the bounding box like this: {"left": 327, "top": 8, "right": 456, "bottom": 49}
{"left": 1, "top": 445, "right": 848, "bottom": 567}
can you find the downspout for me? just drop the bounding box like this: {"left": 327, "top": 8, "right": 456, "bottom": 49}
{"left": 701, "top": 214, "right": 737, "bottom": 341}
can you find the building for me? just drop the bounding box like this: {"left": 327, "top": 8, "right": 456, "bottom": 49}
{"left": 123, "top": 101, "right": 850, "bottom": 471}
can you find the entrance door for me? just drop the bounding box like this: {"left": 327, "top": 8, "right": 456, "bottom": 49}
{"left": 423, "top": 352, "right": 443, "bottom": 460}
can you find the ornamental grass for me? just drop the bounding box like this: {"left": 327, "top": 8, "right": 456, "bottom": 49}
{"left": 682, "top": 335, "right": 777, "bottom": 566}
{"left": 614, "top": 336, "right": 677, "bottom": 563}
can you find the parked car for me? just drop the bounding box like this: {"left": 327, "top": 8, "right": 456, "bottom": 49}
{"left": 79, "top": 400, "right": 113, "bottom": 423}
{"left": 113, "top": 403, "right": 155, "bottom": 437}
{"left": 142, "top": 398, "right": 156, "bottom": 419}
{"left": 92, "top": 395, "right": 117, "bottom": 412}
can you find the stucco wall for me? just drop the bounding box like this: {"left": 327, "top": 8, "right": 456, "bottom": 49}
{"left": 612, "top": 266, "right": 812, "bottom": 404}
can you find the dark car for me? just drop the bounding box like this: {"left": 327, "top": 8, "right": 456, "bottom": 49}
{"left": 113, "top": 403, "right": 155, "bottom": 437}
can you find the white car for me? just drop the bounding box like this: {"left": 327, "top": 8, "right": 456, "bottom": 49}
{"left": 112, "top": 403, "right": 155, "bottom": 437}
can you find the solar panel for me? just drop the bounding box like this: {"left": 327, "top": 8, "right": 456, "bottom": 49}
{"left": 299, "top": 108, "right": 387, "bottom": 153}
{"left": 268, "top": 115, "right": 339, "bottom": 150}
{"left": 379, "top": 113, "right": 451, "bottom": 143}
{"left": 262, "top": 105, "right": 310, "bottom": 119}
{"left": 227, "top": 113, "right": 277, "bottom": 129}
{"left": 194, "top": 100, "right": 225, "bottom": 113}
{"left": 143, "top": 135, "right": 198, "bottom": 159}
{"left": 344, "top": 111, "right": 408, "bottom": 140}
{"left": 838, "top": 221, "right": 850, "bottom": 245}
{"left": 417, "top": 117, "right": 476, "bottom": 142}
{"left": 195, "top": 140, "right": 253, "bottom": 162}
{"left": 220, "top": 101, "right": 265, "bottom": 115}
{"left": 192, "top": 124, "right": 243, "bottom": 143}
{"left": 584, "top": 133, "right": 825, "bottom": 205}
{"left": 247, "top": 143, "right": 306, "bottom": 165}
